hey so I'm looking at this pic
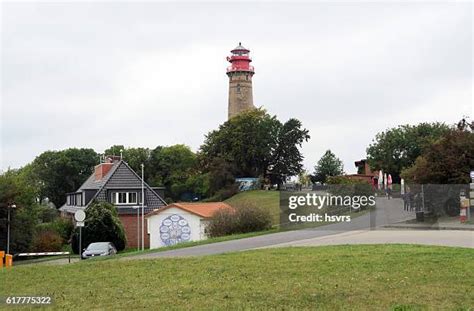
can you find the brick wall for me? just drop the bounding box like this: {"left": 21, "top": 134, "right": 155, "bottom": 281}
{"left": 119, "top": 214, "right": 150, "bottom": 249}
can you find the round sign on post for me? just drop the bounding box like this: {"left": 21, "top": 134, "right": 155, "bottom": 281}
{"left": 74, "top": 210, "right": 86, "bottom": 222}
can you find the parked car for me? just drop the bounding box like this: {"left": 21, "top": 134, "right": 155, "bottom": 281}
{"left": 81, "top": 242, "right": 117, "bottom": 259}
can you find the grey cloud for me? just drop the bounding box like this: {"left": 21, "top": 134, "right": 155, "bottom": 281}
{"left": 1, "top": 2, "right": 471, "bottom": 173}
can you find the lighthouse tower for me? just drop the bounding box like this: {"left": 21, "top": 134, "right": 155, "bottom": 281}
{"left": 226, "top": 43, "right": 255, "bottom": 119}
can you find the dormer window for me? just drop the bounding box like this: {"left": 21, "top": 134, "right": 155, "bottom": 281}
{"left": 114, "top": 192, "right": 138, "bottom": 205}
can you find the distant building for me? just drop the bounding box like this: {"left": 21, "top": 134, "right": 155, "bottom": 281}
{"left": 226, "top": 43, "right": 256, "bottom": 119}
{"left": 59, "top": 156, "right": 167, "bottom": 248}
{"left": 146, "top": 202, "right": 233, "bottom": 249}
{"left": 344, "top": 159, "right": 379, "bottom": 185}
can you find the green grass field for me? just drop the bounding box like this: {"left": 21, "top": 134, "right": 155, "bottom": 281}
{"left": 225, "top": 190, "right": 280, "bottom": 224}
{"left": 1, "top": 245, "right": 472, "bottom": 310}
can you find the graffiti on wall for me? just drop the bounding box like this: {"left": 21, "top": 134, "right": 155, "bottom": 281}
{"left": 160, "top": 214, "right": 191, "bottom": 246}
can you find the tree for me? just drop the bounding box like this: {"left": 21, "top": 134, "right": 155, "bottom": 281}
{"left": 267, "top": 118, "right": 310, "bottom": 187}
{"left": 200, "top": 109, "right": 280, "bottom": 178}
{"left": 297, "top": 170, "right": 311, "bottom": 187}
{"left": 200, "top": 109, "right": 309, "bottom": 188}
{"left": 205, "top": 157, "right": 236, "bottom": 196}
{"left": 71, "top": 201, "right": 127, "bottom": 253}
{"left": 312, "top": 150, "right": 344, "bottom": 184}
{"left": 401, "top": 129, "right": 474, "bottom": 184}
{"left": 0, "top": 169, "right": 40, "bottom": 253}
{"left": 29, "top": 148, "right": 98, "bottom": 207}
{"left": 147, "top": 145, "right": 199, "bottom": 200}
{"left": 366, "top": 123, "right": 450, "bottom": 182}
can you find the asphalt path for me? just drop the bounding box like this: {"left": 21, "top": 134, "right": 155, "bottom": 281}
{"left": 267, "top": 229, "right": 474, "bottom": 248}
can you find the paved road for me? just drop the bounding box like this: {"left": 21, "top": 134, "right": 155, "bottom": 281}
{"left": 266, "top": 229, "right": 474, "bottom": 248}
{"left": 130, "top": 197, "right": 417, "bottom": 259}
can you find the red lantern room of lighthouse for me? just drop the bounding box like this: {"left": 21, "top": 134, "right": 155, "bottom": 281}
{"left": 226, "top": 42, "right": 256, "bottom": 119}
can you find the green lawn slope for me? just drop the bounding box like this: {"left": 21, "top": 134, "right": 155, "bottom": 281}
{"left": 1, "top": 245, "right": 472, "bottom": 310}
{"left": 225, "top": 190, "right": 280, "bottom": 224}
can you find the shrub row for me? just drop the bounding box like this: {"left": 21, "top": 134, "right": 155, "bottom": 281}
{"left": 207, "top": 201, "right": 272, "bottom": 237}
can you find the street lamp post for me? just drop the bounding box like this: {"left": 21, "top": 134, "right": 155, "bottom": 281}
{"left": 141, "top": 163, "right": 145, "bottom": 251}
{"left": 6, "top": 204, "right": 16, "bottom": 254}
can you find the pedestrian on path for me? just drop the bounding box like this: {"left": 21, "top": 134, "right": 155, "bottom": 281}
{"left": 402, "top": 192, "right": 409, "bottom": 211}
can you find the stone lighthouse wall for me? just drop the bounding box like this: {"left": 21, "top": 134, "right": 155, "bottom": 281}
{"left": 227, "top": 71, "right": 255, "bottom": 119}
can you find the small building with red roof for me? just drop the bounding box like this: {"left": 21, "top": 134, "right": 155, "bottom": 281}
{"left": 146, "top": 202, "right": 232, "bottom": 249}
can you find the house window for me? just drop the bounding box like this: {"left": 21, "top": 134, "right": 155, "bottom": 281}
{"left": 129, "top": 192, "right": 137, "bottom": 204}
{"left": 114, "top": 192, "right": 138, "bottom": 205}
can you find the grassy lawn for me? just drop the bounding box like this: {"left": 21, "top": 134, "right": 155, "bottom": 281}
{"left": 1, "top": 245, "right": 472, "bottom": 310}
{"left": 225, "top": 190, "right": 280, "bottom": 224}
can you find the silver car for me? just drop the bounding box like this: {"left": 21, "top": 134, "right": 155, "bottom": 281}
{"left": 81, "top": 242, "right": 117, "bottom": 259}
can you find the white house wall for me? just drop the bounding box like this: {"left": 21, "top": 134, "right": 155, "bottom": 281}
{"left": 148, "top": 207, "right": 208, "bottom": 249}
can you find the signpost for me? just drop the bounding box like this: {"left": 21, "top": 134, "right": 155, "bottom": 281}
{"left": 74, "top": 210, "right": 86, "bottom": 257}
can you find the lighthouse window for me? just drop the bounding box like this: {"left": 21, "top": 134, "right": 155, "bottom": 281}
{"left": 246, "top": 75, "right": 249, "bottom": 80}
{"left": 236, "top": 84, "right": 241, "bottom": 93}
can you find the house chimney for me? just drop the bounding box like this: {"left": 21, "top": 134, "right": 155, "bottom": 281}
{"left": 94, "top": 155, "right": 119, "bottom": 181}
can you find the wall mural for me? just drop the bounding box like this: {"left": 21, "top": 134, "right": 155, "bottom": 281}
{"left": 160, "top": 214, "right": 191, "bottom": 246}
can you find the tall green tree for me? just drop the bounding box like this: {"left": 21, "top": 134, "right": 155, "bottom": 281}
{"left": 312, "top": 150, "right": 344, "bottom": 184}
{"left": 29, "top": 148, "right": 98, "bottom": 207}
{"left": 148, "top": 145, "right": 200, "bottom": 200}
{"left": 200, "top": 109, "right": 280, "bottom": 177}
{"left": 267, "top": 118, "right": 310, "bottom": 187}
{"left": 200, "top": 109, "right": 309, "bottom": 187}
{"left": 366, "top": 123, "right": 450, "bottom": 182}
{"left": 0, "top": 169, "right": 40, "bottom": 253}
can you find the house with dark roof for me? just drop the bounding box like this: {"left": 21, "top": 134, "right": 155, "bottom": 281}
{"left": 59, "top": 156, "right": 167, "bottom": 248}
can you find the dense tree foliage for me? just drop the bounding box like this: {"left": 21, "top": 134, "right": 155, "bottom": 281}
{"left": 267, "top": 118, "right": 311, "bottom": 187}
{"left": 401, "top": 129, "right": 474, "bottom": 184}
{"left": 200, "top": 109, "right": 280, "bottom": 177}
{"left": 28, "top": 148, "right": 98, "bottom": 207}
{"left": 366, "top": 123, "right": 450, "bottom": 182}
{"left": 312, "top": 150, "right": 344, "bottom": 184}
{"left": 71, "top": 202, "right": 127, "bottom": 253}
{"left": 200, "top": 109, "right": 309, "bottom": 187}
{"left": 0, "top": 169, "right": 46, "bottom": 253}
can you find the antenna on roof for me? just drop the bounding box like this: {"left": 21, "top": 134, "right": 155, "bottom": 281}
{"left": 120, "top": 149, "right": 124, "bottom": 160}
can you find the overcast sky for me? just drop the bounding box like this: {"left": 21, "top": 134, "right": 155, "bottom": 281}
{"left": 1, "top": 2, "right": 472, "bottom": 174}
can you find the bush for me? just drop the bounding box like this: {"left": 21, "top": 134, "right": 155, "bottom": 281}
{"left": 32, "top": 230, "right": 63, "bottom": 252}
{"left": 71, "top": 202, "right": 127, "bottom": 253}
{"left": 37, "top": 205, "right": 59, "bottom": 223}
{"left": 206, "top": 209, "right": 238, "bottom": 237}
{"left": 36, "top": 218, "right": 74, "bottom": 243}
{"left": 207, "top": 201, "right": 272, "bottom": 237}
